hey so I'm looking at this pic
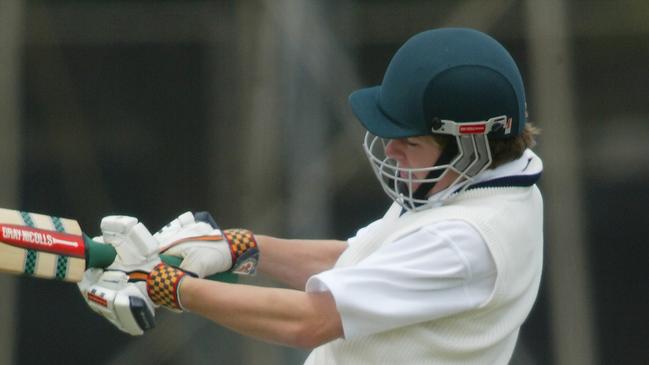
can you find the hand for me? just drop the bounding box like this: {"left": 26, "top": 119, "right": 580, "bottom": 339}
{"left": 78, "top": 268, "right": 155, "bottom": 336}
{"left": 78, "top": 216, "right": 190, "bottom": 336}
{"left": 154, "top": 211, "right": 259, "bottom": 277}
{"left": 97, "top": 215, "right": 190, "bottom": 312}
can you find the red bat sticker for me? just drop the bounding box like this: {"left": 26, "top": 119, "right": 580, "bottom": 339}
{"left": 0, "top": 224, "right": 86, "bottom": 258}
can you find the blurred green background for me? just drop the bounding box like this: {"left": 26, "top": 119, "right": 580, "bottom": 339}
{"left": 0, "top": 1, "right": 647, "bottom": 364}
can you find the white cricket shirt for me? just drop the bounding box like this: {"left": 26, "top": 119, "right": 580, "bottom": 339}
{"left": 307, "top": 219, "right": 496, "bottom": 338}
{"left": 305, "top": 149, "right": 542, "bottom": 339}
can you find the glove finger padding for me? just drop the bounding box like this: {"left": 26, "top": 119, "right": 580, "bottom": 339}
{"left": 172, "top": 242, "right": 232, "bottom": 278}
{"left": 79, "top": 270, "right": 156, "bottom": 336}
{"left": 155, "top": 212, "right": 231, "bottom": 278}
{"left": 163, "top": 228, "right": 260, "bottom": 276}
{"left": 101, "top": 215, "right": 161, "bottom": 272}
{"left": 155, "top": 212, "right": 259, "bottom": 277}
{"left": 78, "top": 214, "right": 165, "bottom": 335}
{"left": 154, "top": 211, "right": 219, "bottom": 245}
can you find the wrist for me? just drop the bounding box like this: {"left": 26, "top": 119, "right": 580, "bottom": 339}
{"left": 176, "top": 275, "right": 196, "bottom": 311}
{"left": 223, "top": 229, "right": 260, "bottom": 275}
{"left": 146, "top": 263, "right": 190, "bottom": 312}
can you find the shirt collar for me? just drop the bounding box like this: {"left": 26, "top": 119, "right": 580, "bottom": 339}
{"left": 428, "top": 149, "right": 543, "bottom": 203}
{"left": 465, "top": 149, "right": 543, "bottom": 190}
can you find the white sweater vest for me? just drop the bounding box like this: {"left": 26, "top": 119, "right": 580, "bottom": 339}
{"left": 305, "top": 186, "right": 544, "bottom": 365}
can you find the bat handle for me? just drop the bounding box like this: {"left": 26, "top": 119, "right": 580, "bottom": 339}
{"left": 159, "top": 255, "right": 238, "bottom": 283}
{"left": 83, "top": 235, "right": 239, "bottom": 283}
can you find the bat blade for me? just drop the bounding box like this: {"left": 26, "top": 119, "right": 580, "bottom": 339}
{"left": 0, "top": 208, "right": 86, "bottom": 282}
{"left": 0, "top": 207, "right": 237, "bottom": 284}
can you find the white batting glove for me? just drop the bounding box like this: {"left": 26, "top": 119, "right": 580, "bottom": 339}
{"left": 101, "top": 215, "right": 161, "bottom": 273}
{"left": 78, "top": 215, "right": 168, "bottom": 335}
{"left": 155, "top": 211, "right": 259, "bottom": 277}
{"left": 78, "top": 268, "right": 155, "bottom": 336}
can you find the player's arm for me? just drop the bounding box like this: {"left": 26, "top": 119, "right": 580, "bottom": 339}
{"left": 80, "top": 216, "right": 344, "bottom": 346}
{"left": 180, "top": 276, "right": 343, "bottom": 348}
{"left": 255, "top": 235, "right": 348, "bottom": 290}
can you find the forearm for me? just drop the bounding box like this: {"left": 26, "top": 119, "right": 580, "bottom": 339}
{"left": 180, "top": 277, "right": 343, "bottom": 348}
{"left": 256, "top": 235, "right": 348, "bottom": 290}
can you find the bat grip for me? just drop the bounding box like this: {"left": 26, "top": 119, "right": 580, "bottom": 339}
{"left": 83, "top": 235, "right": 238, "bottom": 283}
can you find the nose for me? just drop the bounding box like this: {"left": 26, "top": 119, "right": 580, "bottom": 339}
{"left": 385, "top": 139, "right": 404, "bottom": 160}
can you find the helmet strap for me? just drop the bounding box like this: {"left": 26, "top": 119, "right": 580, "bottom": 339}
{"left": 398, "top": 139, "right": 459, "bottom": 208}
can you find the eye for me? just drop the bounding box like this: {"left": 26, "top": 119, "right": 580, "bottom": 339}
{"left": 405, "top": 139, "right": 420, "bottom": 147}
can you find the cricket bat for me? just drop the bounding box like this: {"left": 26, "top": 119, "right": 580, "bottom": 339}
{"left": 0, "top": 207, "right": 237, "bottom": 283}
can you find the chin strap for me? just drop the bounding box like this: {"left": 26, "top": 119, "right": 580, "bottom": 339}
{"left": 399, "top": 139, "right": 459, "bottom": 209}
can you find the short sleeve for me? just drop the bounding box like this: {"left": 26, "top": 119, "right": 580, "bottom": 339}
{"left": 306, "top": 220, "right": 496, "bottom": 339}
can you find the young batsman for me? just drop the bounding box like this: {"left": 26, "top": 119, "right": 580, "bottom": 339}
{"left": 80, "top": 28, "right": 543, "bottom": 364}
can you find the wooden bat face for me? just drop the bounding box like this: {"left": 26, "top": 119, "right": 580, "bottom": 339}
{"left": 0, "top": 207, "right": 239, "bottom": 284}
{"left": 0, "top": 208, "right": 86, "bottom": 282}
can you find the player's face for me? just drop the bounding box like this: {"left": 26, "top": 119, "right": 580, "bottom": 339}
{"left": 384, "top": 136, "right": 443, "bottom": 191}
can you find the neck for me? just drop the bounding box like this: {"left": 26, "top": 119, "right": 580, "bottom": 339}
{"left": 428, "top": 170, "right": 461, "bottom": 196}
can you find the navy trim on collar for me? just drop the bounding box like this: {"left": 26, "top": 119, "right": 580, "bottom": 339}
{"left": 466, "top": 172, "right": 542, "bottom": 191}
